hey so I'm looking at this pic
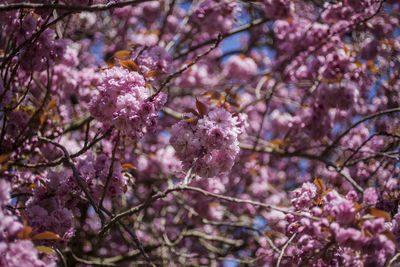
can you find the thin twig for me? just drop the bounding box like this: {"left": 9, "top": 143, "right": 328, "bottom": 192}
{"left": 100, "top": 131, "right": 120, "bottom": 208}
{"left": 276, "top": 232, "right": 297, "bottom": 267}
{"left": 322, "top": 107, "right": 400, "bottom": 159}
{"left": 38, "top": 136, "right": 106, "bottom": 224}
{"left": 150, "top": 33, "right": 222, "bottom": 100}
{"left": 174, "top": 18, "right": 269, "bottom": 60}
{"left": 100, "top": 184, "right": 318, "bottom": 236}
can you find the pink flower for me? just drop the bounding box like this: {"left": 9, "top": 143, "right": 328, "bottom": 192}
{"left": 363, "top": 188, "right": 379, "bottom": 205}
{"left": 170, "top": 107, "right": 247, "bottom": 178}
{"left": 291, "top": 182, "right": 317, "bottom": 210}
{"left": 224, "top": 55, "right": 258, "bottom": 81}
{"left": 89, "top": 66, "right": 166, "bottom": 139}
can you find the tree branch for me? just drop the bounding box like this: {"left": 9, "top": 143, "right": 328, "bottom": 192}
{"left": 0, "top": 0, "right": 148, "bottom": 12}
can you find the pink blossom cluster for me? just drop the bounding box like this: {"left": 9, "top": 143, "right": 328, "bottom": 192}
{"left": 21, "top": 29, "right": 67, "bottom": 72}
{"left": 317, "top": 81, "right": 360, "bottom": 110}
{"left": 89, "top": 66, "right": 167, "bottom": 139}
{"left": 224, "top": 55, "right": 258, "bottom": 81}
{"left": 26, "top": 172, "right": 75, "bottom": 240}
{"left": 192, "top": 0, "right": 238, "bottom": 35}
{"left": 0, "top": 0, "right": 400, "bottom": 265}
{"left": 175, "top": 61, "right": 219, "bottom": 89}
{"left": 0, "top": 7, "right": 67, "bottom": 72}
{"left": 322, "top": 0, "right": 379, "bottom": 23}
{"left": 136, "top": 45, "right": 172, "bottom": 77}
{"left": 20, "top": 151, "right": 128, "bottom": 240}
{"left": 74, "top": 153, "right": 127, "bottom": 201}
{"left": 0, "top": 10, "right": 38, "bottom": 46}
{"left": 1, "top": 111, "right": 30, "bottom": 151}
{"left": 256, "top": 181, "right": 398, "bottom": 266}
{"left": 274, "top": 18, "right": 329, "bottom": 55}
{"left": 0, "top": 180, "right": 55, "bottom": 267}
{"left": 20, "top": 151, "right": 128, "bottom": 241}
{"left": 170, "top": 107, "right": 247, "bottom": 178}
{"left": 0, "top": 180, "right": 22, "bottom": 241}
{"left": 260, "top": 0, "right": 292, "bottom": 19}
{"left": 44, "top": 44, "right": 102, "bottom": 118}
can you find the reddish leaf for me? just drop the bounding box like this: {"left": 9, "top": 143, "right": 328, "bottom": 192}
{"left": 145, "top": 82, "right": 152, "bottom": 90}
{"left": 32, "top": 231, "right": 64, "bottom": 241}
{"left": 202, "top": 91, "right": 214, "bottom": 96}
{"left": 354, "top": 61, "right": 363, "bottom": 69}
{"left": 127, "top": 43, "right": 138, "bottom": 48}
{"left": 145, "top": 70, "right": 162, "bottom": 78}
{"left": 353, "top": 202, "right": 363, "bottom": 213}
{"left": 228, "top": 100, "right": 240, "bottom": 108}
{"left": 113, "top": 50, "right": 132, "bottom": 59}
{"left": 39, "top": 114, "right": 46, "bottom": 126}
{"left": 185, "top": 108, "right": 200, "bottom": 117}
{"left": 321, "top": 188, "right": 333, "bottom": 198}
{"left": 227, "top": 97, "right": 240, "bottom": 108}
{"left": 314, "top": 178, "right": 324, "bottom": 192}
{"left": 246, "top": 153, "right": 259, "bottom": 161}
{"left": 224, "top": 87, "right": 233, "bottom": 94}
{"left": 122, "top": 163, "right": 136, "bottom": 171}
{"left": 118, "top": 59, "right": 138, "bottom": 72}
{"left": 17, "top": 226, "right": 32, "bottom": 239}
{"left": 232, "top": 93, "right": 241, "bottom": 101}
{"left": 185, "top": 117, "right": 198, "bottom": 124}
{"left": 0, "top": 153, "right": 11, "bottom": 164}
{"left": 105, "top": 61, "right": 116, "bottom": 68}
{"left": 209, "top": 202, "right": 219, "bottom": 208}
{"left": 343, "top": 45, "right": 349, "bottom": 55}
{"left": 47, "top": 99, "right": 57, "bottom": 110}
{"left": 270, "top": 139, "right": 284, "bottom": 148}
{"left": 369, "top": 208, "right": 391, "bottom": 221}
{"left": 196, "top": 99, "right": 208, "bottom": 118}
{"left": 362, "top": 228, "right": 374, "bottom": 238}
{"left": 211, "top": 91, "right": 223, "bottom": 100}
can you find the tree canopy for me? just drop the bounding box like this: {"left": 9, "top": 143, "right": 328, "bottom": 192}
{"left": 0, "top": 0, "right": 400, "bottom": 266}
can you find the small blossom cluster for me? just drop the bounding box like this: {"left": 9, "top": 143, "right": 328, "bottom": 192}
{"left": 24, "top": 152, "right": 128, "bottom": 239}
{"left": 20, "top": 28, "right": 67, "bottom": 72}
{"left": 260, "top": 0, "right": 292, "bottom": 19}
{"left": 1, "top": 110, "right": 30, "bottom": 151}
{"left": 0, "top": 8, "right": 40, "bottom": 47}
{"left": 274, "top": 18, "right": 329, "bottom": 55}
{"left": 74, "top": 153, "right": 127, "bottom": 201}
{"left": 46, "top": 44, "right": 102, "bottom": 118}
{"left": 175, "top": 61, "right": 219, "bottom": 89}
{"left": 136, "top": 45, "right": 172, "bottom": 77}
{"left": 317, "top": 81, "right": 360, "bottom": 110}
{"left": 224, "top": 55, "right": 258, "bottom": 81}
{"left": 322, "top": 0, "right": 378, "bottom": 23}
{"left": 0, "top": 8, "right": 67, "bottom": 72}
{"left": 192, "top": 0, "right": 238, "bottom": 35}
{"left": 0, "top": 180, "right": 55, "bottom": 267}
{"left": 89, "top": 66, "right": 167, "bottom": 139}
{"left": 0, "top": 180, "right": 22, "bottom": 241}
{"left": 256, "top": 181, "right": 398, "bottom": 266}
{"left": 26, "top": 172, "right": 75, "bottom": 240}
{"left": 170, "top": 107, "right": 247, "bottom": 178}
{"left": 297, "top": 103, "right": 332, "bottom": 140}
